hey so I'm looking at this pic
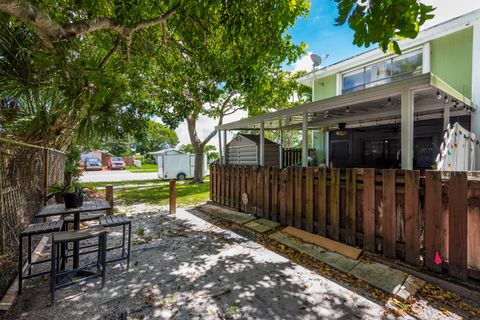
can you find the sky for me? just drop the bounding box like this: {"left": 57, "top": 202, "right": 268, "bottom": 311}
{"left": 172, "top": 0, "right": 480, "bottom": 150}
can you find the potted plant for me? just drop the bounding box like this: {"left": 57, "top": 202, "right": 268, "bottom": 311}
{"left": 47, "top": 148, "right": 84, "bottom": 208}
{"left": 63, "top": 182, "right": 84, "bottom": 209}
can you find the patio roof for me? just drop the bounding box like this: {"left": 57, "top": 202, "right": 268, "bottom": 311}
{"left": 216, "top": 73, "right": 474, "bottom": 131}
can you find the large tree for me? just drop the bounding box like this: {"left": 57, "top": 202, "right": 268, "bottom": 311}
{"left": 0, "top": 0, "right": 434, "bottom": 158}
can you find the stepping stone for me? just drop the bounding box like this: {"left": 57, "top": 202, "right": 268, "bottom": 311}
{"left": 200, "top": 204, "right": 256, "bottom": 225}
{"left": 269, "top": 232, "right": 360, "bottom": 273}
{"left": 244, "top": 218, "right": 280, "bottom": 233}
{"left": 395, "top": 275, "right": 425, "bottom": 301}
{"left": 349, "top": 261, "right": 408, "bottom": 294}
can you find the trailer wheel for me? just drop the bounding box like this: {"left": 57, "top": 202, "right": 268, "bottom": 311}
{"left": 177, "top": 172, "right": 186, "bottom": 180}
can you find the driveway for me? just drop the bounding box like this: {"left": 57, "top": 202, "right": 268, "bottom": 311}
{"left": 80, "top": 170, "right": 159, "bottom": 182}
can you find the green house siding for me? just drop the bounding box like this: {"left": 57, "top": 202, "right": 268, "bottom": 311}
{"left": 431, "top": 27, "right": 473, "bottom": 100}
{"left": 313, "top": 74, "right": 336, "bottom": 101}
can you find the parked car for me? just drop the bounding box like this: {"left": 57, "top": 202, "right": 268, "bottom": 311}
{"left": 108, "top": 157, "right": 126, "bottom": 170}
{"left": 84, "top": 157, "right": 102, "bottom": 171}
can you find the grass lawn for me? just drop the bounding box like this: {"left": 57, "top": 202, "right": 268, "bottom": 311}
{"left": 114, "top": 181, "right": 210, "bottom": 207}
{"left": 81, "top": 179, "right": 166, "bottom": 189}
{"left": 126, "top": 163, "right": 157, "bottom": 173}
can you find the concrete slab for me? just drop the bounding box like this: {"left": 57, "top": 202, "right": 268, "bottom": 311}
{"left": 244, "top": 218, "right": 280, "bottom": 233}
{"left": 395, "top": 275, "right": 426, "bottom": 301}
{"left": 349, "top": 261, "right": 408, "bottom": 294}
{"left": 199, "top": 204, "right": 256, "bottom": 225}
{"left": 269, "top": 232, "right": 360, "bottom": 273}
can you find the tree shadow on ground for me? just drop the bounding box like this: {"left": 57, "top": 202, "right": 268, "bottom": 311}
{"left": 4, "top": 209, "right": 415, "bottom": 319}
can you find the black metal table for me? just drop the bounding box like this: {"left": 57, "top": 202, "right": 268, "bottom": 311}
{"left": 35, "top": 200, "right": 111, "bottom": 268}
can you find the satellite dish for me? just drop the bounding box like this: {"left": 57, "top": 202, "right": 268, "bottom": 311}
{"left": 310, "top": 54, "right": 322, "bottom": 68}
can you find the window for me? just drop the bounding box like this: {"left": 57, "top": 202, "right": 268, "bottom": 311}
{"left": 342, "top": 48, "right": 423, "bottom": 93}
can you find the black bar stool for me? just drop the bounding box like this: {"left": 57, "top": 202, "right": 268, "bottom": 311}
{"left": 18, "top": 220, "right": 64, "bottom": 294}
{"left": 99, "top": 215, "right": 131, "bottom": 268}
{"left": 50, "top": 226, "right": 107, "bottom": 303}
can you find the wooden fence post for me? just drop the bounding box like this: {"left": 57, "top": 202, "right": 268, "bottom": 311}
{"left": 169, "top": 180, "right": 176, "bottom": 215}
{"left": 43, "top": 149, "right": 49, "bottom": 205}
{"left": 106, "top": 185, "right": 114, "bottom": 215}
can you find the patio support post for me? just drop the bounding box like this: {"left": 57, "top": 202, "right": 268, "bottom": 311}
{"left": 259, "top": 121, "right": 265, "bottom": 166}
{"left": 218, "top": 131, "right": 223, "bottom": 165}
{"left": 279, "top": 129, "right": 284, "bottom": 168}
{"left": 223, "top": 130, "right": 227, "bottom": 164}
{"left": 443, "top": 101, "right": 450, "bottom": 130}
{"left": 401, "top": 89, "right": 414, "bottom": 170}
{"left": 471, "top": 20, "right": 480, "bottom": 169}
{"left": 302, "top": 112, "right": 308, "bottom": 167}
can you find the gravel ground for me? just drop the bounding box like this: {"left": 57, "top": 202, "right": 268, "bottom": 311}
{"left": 2, "top": 204, "right": 472, "bottom": 319}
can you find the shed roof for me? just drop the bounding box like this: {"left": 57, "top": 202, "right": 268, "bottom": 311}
{"left": 229, "top": 134, "right": 278, "bottom": 146}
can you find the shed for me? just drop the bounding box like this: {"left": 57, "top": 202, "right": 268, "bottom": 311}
{"left": 226, "top": 134, "right": 280, "bottom": 166}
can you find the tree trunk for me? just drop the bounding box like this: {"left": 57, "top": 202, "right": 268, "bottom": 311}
{"left": 186, "top": 113, "right": 206, "bottom": 184}
{"left": 192, "top": 145, "right": 205, "bottom": 184}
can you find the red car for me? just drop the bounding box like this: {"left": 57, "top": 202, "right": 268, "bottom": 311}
{"left": 108, "top": 157, "right": 126, "bottom": 170}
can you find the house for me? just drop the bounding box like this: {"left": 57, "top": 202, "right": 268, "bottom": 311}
{"left": 216, "top": 9, "right": 480, "bottom": 170}
{"left": 226, "top": 134, "right": 280, "bottom": 166}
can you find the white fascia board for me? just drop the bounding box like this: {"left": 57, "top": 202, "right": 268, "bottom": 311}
{"left": 297, "top": 9, "right": 480, "bottom": 88}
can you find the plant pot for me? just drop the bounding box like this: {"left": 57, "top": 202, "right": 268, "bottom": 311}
{"left": 54, "top": 193, "right": 64, "bottom": 204}
{"left": 64, "top": 190, "right": 84, "bottom": 209}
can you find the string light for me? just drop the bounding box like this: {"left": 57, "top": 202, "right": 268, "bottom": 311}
{"left": 444, "top": 94, "right": 449, "bottom": 104}
{"left": 345, "top": 106, "right": 351, "bottom": 113}
{"left": 436, "top": 90, "right": 442, "bottom": 100}
{"left": 386, "top": 98, "right": 392, "bottom": 106}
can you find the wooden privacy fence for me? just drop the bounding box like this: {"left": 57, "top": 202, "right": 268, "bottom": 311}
{"left": 282, "top": 148, "right": 315, "bottom": 167}
{"left": 210, "top": 164, "right": 480, "bottom": 282}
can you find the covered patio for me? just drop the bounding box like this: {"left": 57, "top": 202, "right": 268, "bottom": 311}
{"left": 216, "top": 73, "right": 475, "bottom": 170}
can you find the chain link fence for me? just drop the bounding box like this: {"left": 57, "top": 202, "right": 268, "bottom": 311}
{"left": 0, "top": 138, "right": 65, "bottom": 298}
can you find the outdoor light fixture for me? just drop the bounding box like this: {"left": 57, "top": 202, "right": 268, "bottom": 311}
{"left": 436, "top": 91, "right": 442, "bottom": 99}
{"left": 387, "top": 97, "right": 392, "bottom": 106}
{"left": 444, "top": 94, "right": 449, "bottom": 104}
{"left": 452, "top": 100, "right": 457, "bottom": 108}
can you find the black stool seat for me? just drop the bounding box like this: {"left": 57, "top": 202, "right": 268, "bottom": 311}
{"left": 99, "top": 215, "right": 131, "bottom": 268}
{"left": 53, "top": 225, "right": 106, "bottom": 243}
{"left": 100, "top": 214, "right": 129, "bottom": 227}
{"left": 21, "top": 220, "right": 64, "bottom": 237}
{"left": 18, "top": 220, "right": 64, "bottom": 294}
{"left": 51, "top": 225, "right": 107, "bottom": 303}
{"left": 64, "top": 212, "right": 105, "bottom": 223}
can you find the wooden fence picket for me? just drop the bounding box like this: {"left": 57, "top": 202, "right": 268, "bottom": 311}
{"left": 424, "top": 171, "right": 443, "bottom": 273}
{"left": 330, "top": 168, "right": 340, "bottom": 240}
{"left": 294, "top": 167, "right": 303, "bottom": 229}
{"left": 362, "top": 168, "right": 376, "bottom": 252}
{"left": 286, "top": 167, "right": 294, "bottom": 226}
{"left": 317, "top": 168, "right": 327, "bottom": 236}
{"left": 345, "top": 168, "right": 357, "bottom": 245}
{"left": 305, "top": 167, "right": 314, "bottom": 232}
{"left": 382, "top": 169, "right": 396, "bottom": 259}
{"left": 448, "top": 172, "right": 468, "bottom": 280}
{"left": 271, "top": 168, "right": 279, "bottom": 222}
{"left": 404, "top": 170, "right": 420, "bottom": 266}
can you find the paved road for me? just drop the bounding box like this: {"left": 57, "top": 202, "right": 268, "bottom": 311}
{"left": 80, "top": 169, "right": 159, "bottom": 182}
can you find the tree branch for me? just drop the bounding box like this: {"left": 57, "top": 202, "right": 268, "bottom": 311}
{"left": 96, "top": 36, "right": 121, "bottom": 70}
{"left": 0, "top": 0, "right": 179, "bottom": 46}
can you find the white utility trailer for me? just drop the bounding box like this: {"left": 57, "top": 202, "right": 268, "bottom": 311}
{"left": 149, "top": 149, "right": 207, "bottom": 180}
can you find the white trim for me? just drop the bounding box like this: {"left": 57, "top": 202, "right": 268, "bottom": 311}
{"left": 422, "top": 42, "right": 431, "bottom": 74}
{"left": 401, "top": 89, "right": 414, "bottom": 170}
{"left": 311, "top": 78, "right": 315, "bottom": 101}
{"left": 302, "top": 112, "right": 309, "bottom": 166}
{"left": 297, "top": 9, "right": 480, "bottom": 88}
{"left": 336, "top": 73, "right": 342, "bottom": 96}
{"left": 471, "top": 21, "right": 480, "bottom": 169}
